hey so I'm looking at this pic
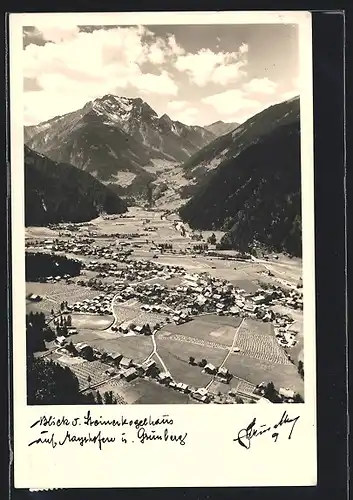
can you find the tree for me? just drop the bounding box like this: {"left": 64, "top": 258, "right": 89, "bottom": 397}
{"left": 294, "top": 393, "right": 304, "bottom": 403}
{"left": 27, "top": 356, "right": 83, "bottom": 405}
{"left": 67, "top": 315, "right": 72, "bottom": 327}
{"left": 189, "top": 356, "right": 195, "bottom": 365}
{"left": 87, "top": 375, "right": 92, "bottom": 388}
{"left": 95, "top": 391, "right": 103, "bottom": 404}
{"left": 263, "top": 381, "right": 279, "bottom": 403}
{"left": 235, "top": 396, "right": 244, "bottom": 404}
{"left": 66, "top": 341, "right": 77, "bottom": 356}
{"left": 82, "top": 346, "right": 94, "bottom": 361}
{"left": 60, "top": 302, "right": 65, "bottom": 311}
{"left": 199, "top": 359, "right": 207, "bottom": 368}
{"left": 103, "top": 391, "right": 116, "bottom": 404}
{"left": 298, "top": 360, "right": 304, "bottom": 379}
{"left": 207, "top": 233, "right": 217, "bottom": 245}
{"left": 51, "top": 308, "right": 55, "bottom": 316}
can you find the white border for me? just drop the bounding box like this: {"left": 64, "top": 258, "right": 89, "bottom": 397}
{"left": 10, "top": 11, "right": 316, "bottom": 488}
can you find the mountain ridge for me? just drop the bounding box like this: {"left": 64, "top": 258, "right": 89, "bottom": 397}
{"left": 179, "top": 97, "right": 302, "bottom": 256}
{"left": 25, "top": 95, "right": 217, "bottom": 200}
{"left": 25, "top": 145, "right": 127, "bottom": 226}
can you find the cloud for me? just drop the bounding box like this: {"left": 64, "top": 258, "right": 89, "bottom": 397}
{"left": 239, "top": 43, "right": 248, "bottom": 55}
{"left": 171, "top": 107, "right": 199, "bottom": 125}
{"left": 243, "top": 77, "right": 278, "bottom": 95}
{"left": 23, "top": 25, "right": 180, "bottom": 123}
{"left": 202, "top": 89, "right": 261, "bottom": 115}
{"left": 174, "top": 46, "right": 248, "bottom": 86}
{"left": 167, "top": 34, "right": 185, "bottom": 56}
{"left": 212, "top": 61, "right": 247, "bottom": 86}
{"left": 167, "top": 100, "right": 188, "bottom": 111}
{"left": 130, "top": 71, "right": 178, "bottom": 96}
{"left": 33, "top": 23, "right": 80, "bottom": 43}
{"left": 147, "top": 39, "right": 166, "bottom": 64}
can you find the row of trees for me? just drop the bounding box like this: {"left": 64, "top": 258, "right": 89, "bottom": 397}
{"left": 25, "top": 252, "right": 82, "bottom": 282}
{"left": 189, "top": 357, "right": 207, "bottom": 367}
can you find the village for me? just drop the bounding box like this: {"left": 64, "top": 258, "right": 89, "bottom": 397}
{"left": 26, "top": 208, "right": 304, "bottom": 405}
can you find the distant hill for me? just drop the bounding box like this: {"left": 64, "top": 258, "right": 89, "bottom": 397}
{"left": 25, "top": 95, "right": 216, "bottom": 199}
{"left": 204, "top": 120, "right": 240, "bottom": 137}
{"left": 25, "top": 145, "right": 127, "bottom": 226}
{"left": 179, "top": 97, "right": 302, "bottom": 256}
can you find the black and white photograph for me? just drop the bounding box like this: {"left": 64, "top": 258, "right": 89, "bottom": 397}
{"left": 22, "top": 20, "right": 306, "bottom": 406}
{"left": 10, "top": 11, "right": 317, "bottom": 489}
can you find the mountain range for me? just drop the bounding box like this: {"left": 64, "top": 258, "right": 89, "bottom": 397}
{"left": 204, "top": 120, "right": 240, "bottom": 137}
{"left": 179, "top": 96, "right": 301, "bottom": 256}
{"left": 24, "top": 93, "right": 302, "bottom": 256}
{"left": 25, "top": 145, "right": 127, "bottom": 226}
{"left": 25, "top": 95, "right": 217, "bottom": 199}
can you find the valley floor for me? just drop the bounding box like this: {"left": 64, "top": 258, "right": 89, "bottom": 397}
{"left": 26, "top": 206, "right": 305, "bottom": 405}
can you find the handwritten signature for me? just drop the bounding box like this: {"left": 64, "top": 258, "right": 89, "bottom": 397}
{"left": 233, "top": 411, "right": 300, "bottom": 449}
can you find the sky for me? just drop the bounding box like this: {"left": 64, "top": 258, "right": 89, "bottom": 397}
{"left": 22, "top": 23, "right": 300, "bottom": 126}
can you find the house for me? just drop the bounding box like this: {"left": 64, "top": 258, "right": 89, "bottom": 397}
{"left": 75, "top": 342, "right": 92, "bottom": 359}
{"left": 55, "top": 336, "right": 66, "bottom": 346}
{"left": 134, "top": 325, "right": 144, "bottom": 334}
{"left": 204, "top": 363, "right": 217, "bottom": 375}
{"left": 28, "top": 294, "right": 42, "bottom": 302}
{"left": 122, "top": 367, "right": 138, "bottom": 382}
{"left": 140, "top": 359, "right": 157, "bottom": 376}
{"left": 120, "top": 357, "right": 132, "bottom": 369}
{"left": 176, "top": 382, "right": 189, "bottom": 393}
{"left": 192, "top": 388, "right": 209, "bottom": 403}
{"left": 216, "top": 367, "right": 231, "bottom": 383}
{"left": 110, "top": 352, "right": 123, "bottom": 366}
{"left": 244, "top": 302, "right": 257, "bottom": 313}
{"left": 279, "top": 387, "right": 295, "bottom": 400}
{"left": 158, "top": 372, "right": 172, "bottom": 384}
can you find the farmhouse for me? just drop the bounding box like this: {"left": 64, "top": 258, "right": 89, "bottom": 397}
{"left": 204, "top": 363, "right": 217, "bottom": 375}
{"left": 192, "top": 388, "right": 209, "bottom": 403}
{"left": 109, "top": 352, "right": 123, "bottom": 366}
{"left": 176, "top": 382, "right": 189, "bottom": 393}
{"left": 56, "top": 336, "right": 66, "bottom": 346}
{"left": 216, "top": 367, "right": 231, "bottom": 384}
{"left": 158, "top": 372, "right": 172, "bottom": 384}
{"left": 122, "top": 367, "right": 138, "bottom": 382}
{"left": 139, "top": 359, "right": 157, "bottom": 376}
{"left": 279, "top": 387, "right": 295, "bottom": 400}
{"left": 120, "top": 357, "right": 132, "bottom": 369}
{"left": 28, "top": 294, "right": 42, "bottom": 302}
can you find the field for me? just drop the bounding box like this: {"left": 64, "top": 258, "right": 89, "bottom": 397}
{"left": 26, "top": 282, "right": 99, "bottom": 310}
{"left": 161, "top": 316, "right": 243, "bottom": 347}
{"left": 26, "top": 208, "right": 305, "bottom": 404}
{"left": 113, "top": 303, "right": 168, "bottom": 328}
{"left": 224, "top": 354, "right": 304, "bottom": 394}
{"left": 97, "top": 377, "right": 192, "bottom": 404}
{"left": 72, "top": 330, "right": 154, "bottom": 363}
{"left": 156, "top": 335, "right": 226, "bottom": 387}
{"left": 71, "top": 314, "right": 113, "bottom": 330}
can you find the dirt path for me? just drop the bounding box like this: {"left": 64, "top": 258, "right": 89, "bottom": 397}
{"left": 205, "top": 317, "right": 245, "bottom": 391}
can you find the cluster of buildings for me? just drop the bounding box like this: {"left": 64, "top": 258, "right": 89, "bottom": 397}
{"left": 58, "top": 339, "right": 258, "bottom": 404}
{"left": 67, "top": 294, "right": 114, "bottom": 315}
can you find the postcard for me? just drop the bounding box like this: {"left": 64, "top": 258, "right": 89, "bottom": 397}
{"left": 9, "top": 10, "right": 316, "bottom": 488}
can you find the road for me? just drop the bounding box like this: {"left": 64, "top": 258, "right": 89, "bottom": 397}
{"left": 205, "top": 317, "right": 245, "bottom": 391}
